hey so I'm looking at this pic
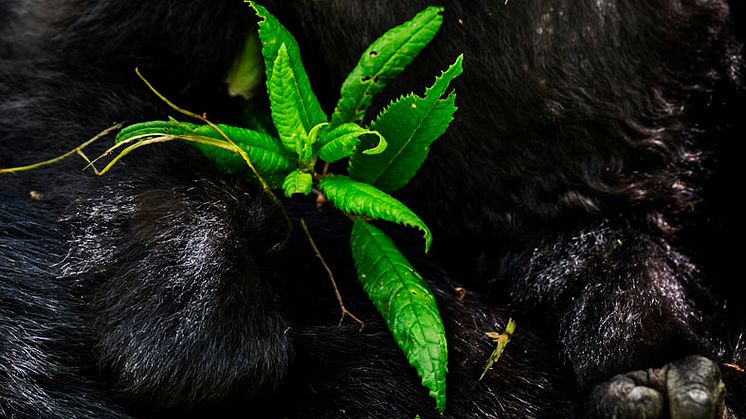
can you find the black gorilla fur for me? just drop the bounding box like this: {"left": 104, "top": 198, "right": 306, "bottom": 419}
{"left": 1, "top": 0, "right": 744, "bottom": 418}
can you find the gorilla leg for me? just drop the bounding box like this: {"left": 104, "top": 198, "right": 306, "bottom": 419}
{"left": 489, "top": 225, "right": 734, "bottom": 418}
{"left": 0, "top": 198, "right": 129, "bottom": 418}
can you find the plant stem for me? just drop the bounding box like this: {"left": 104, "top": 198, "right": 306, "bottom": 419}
{"left": 0, "top": 123, "right": 123, "bottom": 174}
{"left": 300, "top": 218, "right": 364, "bottom": 330}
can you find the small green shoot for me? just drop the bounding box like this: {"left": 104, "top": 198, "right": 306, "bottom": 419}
{"left": 479, "top": 318, "right": 517, "bottom": 381}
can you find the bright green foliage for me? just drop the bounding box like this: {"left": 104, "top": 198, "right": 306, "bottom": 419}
{"left": 115, "top": 120, "right": 296, "bottom": 182}
{"left": 317, "top": 123, "right": 387, "bottom": 163}
{"left": 107, "top": 4, "right": 460, "bottom": 413}
{"left": 269, "top": 44, "right": 315, "bottom": 153}
{"left": 115, "top": 119, "right": 197, "bottom": 141}
{"left": 251, "top": 2, "right": 326, "bottom": 151}
{"left": 350, "top": 219, "right": 447, "bottom": 413}
{"left": 190, "top": 125, "right": 294, "bottom": 174}
{"left": 331, "top": 6, "right": 444, "bottom": 126}
{"left": 318, "top": 175, "right": 432, "bottom": 252}
{"left": 282, "top": 169, "right": 313, "bottom": 197}
{"left": 348, "top": 55, "right": 463, "bottom": 192}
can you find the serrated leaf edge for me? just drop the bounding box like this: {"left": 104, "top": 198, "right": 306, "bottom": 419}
{"left": 351, "top": 219, "right": 447, "bottom": 412}
{"left": 319, "top": 176, "right": 432, "bottom": 251}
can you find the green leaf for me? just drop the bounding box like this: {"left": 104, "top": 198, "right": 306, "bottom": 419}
{"left": 350, "top": 219, "right": 447, "bottom": 412}
{"left": 269, "top": 44, "right": 312, "bottom": 154}
{"left": 190, "top": 125, "right": 297, "bottom": 177}
{"left": 115, "top": 119, "right": 197, "bottom": 141}
{"left": 348, "top": 55, "right": 463, "bottom": 192}
{"left": 282, "top": 169, "right": 313, "bottom": 197}
{"left": 225, "top": 30, "right": 263, "bottom": 100}
{"left": 317, "top": 123, "right": 387, "bottom": 163}
{"left": 318, "top": 175, "right": 432, "bottom": 251}
{"left": 251, "top": 2, "right": 326, "bottom": 152}
{"left": 115, "top": 120, "right": 296, "bottom": 186}
{"left": 331, "top": 6, "right": 444, "bottom": 126}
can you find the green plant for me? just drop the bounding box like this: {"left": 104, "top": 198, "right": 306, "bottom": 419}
{"left": 3, "top": 2, "right": 462, "bottom": 412}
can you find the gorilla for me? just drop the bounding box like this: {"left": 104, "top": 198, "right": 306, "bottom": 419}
{"left": 1, "top": 0, "right": 744, "bottom": 417}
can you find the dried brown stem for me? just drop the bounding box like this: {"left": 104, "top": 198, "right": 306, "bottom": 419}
{"left": 300, "top": 218, "right": 364, "bottom": 330}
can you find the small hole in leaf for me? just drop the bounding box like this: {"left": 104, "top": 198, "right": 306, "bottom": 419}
{"left": 373, "top": 76, "right": 380, "bottom": 84}
{"left": 361, "top": 76, "right": 372, "bottom": 82}
{"left": 369, "top": 51, "right": 378, "bottom": 57}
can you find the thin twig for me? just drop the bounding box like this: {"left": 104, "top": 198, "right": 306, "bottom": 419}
{"left": 312, "top": 187, "right": 327, "bottom": 208}
{"left": 300, "top": 218, "right": 365, "bottom": 330}
{"left": 95, "top": 136, "right": 182, "bottom": 175}
{"left": 0, "top": 123, "right": 123, "bottom": 174}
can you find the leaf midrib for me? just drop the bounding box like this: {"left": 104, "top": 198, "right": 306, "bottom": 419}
{"left": 335, "top": 179, "right": 419, "bottom": 225}
{"left": 336, "top": 10, "right": 439, "bottom": 122}
{"left": 289, "top": 57, "right": 315, "bottom": 135}
{"left": 358, "top": 25, "right": 428, "bottom": 109}
{"left": 357, "top": 223, "right": 442, "bottom": 384}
